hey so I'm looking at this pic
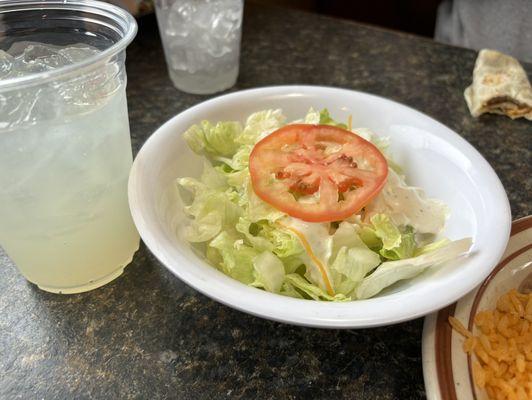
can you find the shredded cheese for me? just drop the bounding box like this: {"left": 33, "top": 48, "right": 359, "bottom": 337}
{"left": 277, "top": 221, "right": 335, "bottom": 296}
{"left": 449, "top": 289, "right": 532, "bottom": 400}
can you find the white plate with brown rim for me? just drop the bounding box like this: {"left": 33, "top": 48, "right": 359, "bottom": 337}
{"left": 422, "top": 215, "right": 532, "bottom": 400}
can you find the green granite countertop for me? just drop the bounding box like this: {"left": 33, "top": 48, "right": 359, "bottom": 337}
{"left": 1, "top": 4, "right": 530, "bottom": 399}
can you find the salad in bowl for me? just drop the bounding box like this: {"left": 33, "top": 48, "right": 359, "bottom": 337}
{"left": 177, "top": 108, "right": 472, "bottom": 301}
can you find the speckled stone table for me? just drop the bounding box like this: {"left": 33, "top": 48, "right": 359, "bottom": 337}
{"left": 1, "top": 4, "right": 530, "bottom": 400}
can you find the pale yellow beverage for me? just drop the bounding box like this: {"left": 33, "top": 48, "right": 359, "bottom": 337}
{"left": 0, "top": 42, "right": 139, "bottom": 293}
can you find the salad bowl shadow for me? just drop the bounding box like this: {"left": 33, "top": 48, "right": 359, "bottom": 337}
{"left": 128, "top": 85, "right": 511, "bottom": 328}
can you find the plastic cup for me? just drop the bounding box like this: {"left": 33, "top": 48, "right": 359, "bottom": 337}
{"left": 154, "top": 0, "right": 244, "bottom": 94}
{"left": 0, "top": 0, "right": 140, "bottom": 294}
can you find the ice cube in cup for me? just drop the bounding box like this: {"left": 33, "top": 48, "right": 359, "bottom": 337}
{"left": 155, "top": 0, "right": 244, "bottom": 94}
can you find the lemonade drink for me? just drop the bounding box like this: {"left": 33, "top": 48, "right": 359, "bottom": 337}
{"left": 0, "top": 41, "right": 139, "bottom": 293}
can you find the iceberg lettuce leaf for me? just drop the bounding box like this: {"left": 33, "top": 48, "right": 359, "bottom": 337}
{"left": 355, "top": 238, "right": 473, "bottom": 299}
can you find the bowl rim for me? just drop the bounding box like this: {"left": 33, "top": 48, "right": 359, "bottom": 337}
{"left": 128, "top": 85, "right": 512, "bottom": 328}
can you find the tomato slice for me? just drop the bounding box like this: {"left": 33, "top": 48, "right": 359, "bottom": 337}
{"left": 249, "top": 124, "right": 388, "bottom": 222}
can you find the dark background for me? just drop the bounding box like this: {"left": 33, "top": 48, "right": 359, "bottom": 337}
{"left": 249, "top": 0, "right": 442, "bottom": 37}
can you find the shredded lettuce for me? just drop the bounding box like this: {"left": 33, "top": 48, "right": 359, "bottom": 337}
{"left": 209, "top": 232, "right": 257, "bottom": 284}
{"left": 239, "top": 109, "right": 286, "bottom": 144}
{"left": 355, "top": 238, "right": 473, "bottom": 299}
{"left": 252, "top": 251, "right": 285, "bottom": 293}
{"left": 330, "top": 222, "right": 381, "bottom": 293}
{"left": 285, "top": 273, "right": 349, "bottom": 302}
{"left": 178, "top": 108, "right": 472, "bottom": 301}
{"left": 184, "top": 120, "right": 243, "bottom": 157}
{"left": 302, "top": 108, "right": 347, "bottom": 128}
{"left": 370, "top": 214, "right": 417, "bottom": 260}
{"left": 365, "top": 169, "right": 449, "bottom": 235}
{"left": 319, "top": 108, "right": 348, "bottom": 129}
{"left": 178, "top": 176, "right": 241, "bottom": 242}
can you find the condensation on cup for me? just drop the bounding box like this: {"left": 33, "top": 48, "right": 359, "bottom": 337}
{"left": 154, "top": 0, "right": 244, "bottom": 94}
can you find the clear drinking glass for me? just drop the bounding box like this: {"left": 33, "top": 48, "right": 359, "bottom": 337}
{"left": 154, "top": 0, "right": 244, "bottom": 94}
{"left": 0, "top": 0, "right": 140, "bottom": 294}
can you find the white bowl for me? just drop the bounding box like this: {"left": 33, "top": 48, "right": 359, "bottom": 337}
{"left": 128, "top": 85, "right": 511, "bottom": 328}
